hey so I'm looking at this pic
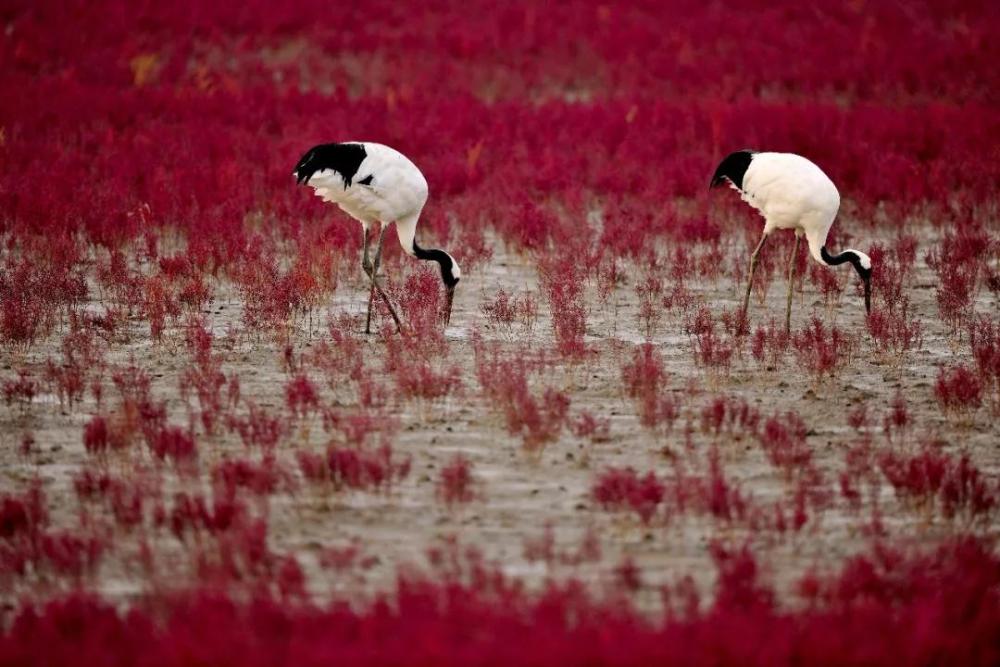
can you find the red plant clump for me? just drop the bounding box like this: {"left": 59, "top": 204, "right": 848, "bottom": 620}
{"left": 969, "top": 315, "right": 1000, "bottom": 411}
{"left": 538, "top": 252, "right": 589, "bottom": 359}
{"left": 758, "top": 412, "right": 813, "bottom": 474}
{"left": 807, "top": 260, "right": 844, "bottom": 305}
{"left": 475, "top": 344, "right": 569, "bottom": 450}
{"left": 299, "top": 445, "right": 410, "bottom": 493}
{"left": 791, "top": 317, "right": 855, "bottom": 379}
{"left": 82, "top": 415, "right": 110, "bottom": 455}
{"left": 437, "top": 454, "right": 476, "bottom": 507}
{"left": 925, "top": 231, "right": 995, "bottom": 331}
{"left": 882, "top": 391, "right": 912, "bottom": 443}
{"left": 39, "top": 531, "right": 105, "bottom": 579}
{"left": 212, "top": 456, "right": 294, "bottom": 499}
{"left": 391, "top": 268, "right": 450, "bottom": 345}
{"left": 750, "top": 320, "right": 790, "bottom": 368}
{"left": 1, "top": 258, "right": 85, "bottom": 348}
{"left": 5, "top": 536, "right": 997, "bottom": 666}
{"left": 570, "top": 410, "right": 611, "bottom": 443}
{"left": 592, "top": 467, "right": 665, "bottom": 524}
{"left": 934, "top": 365, "right": 983, "bottom": 416}
{"left": 621, "top": 344, "right": 677, "bottom": 430}
{"left": 700, "top": 395, "right": 760, "bottom": 438}
{"left": 685, "top": 306, "right": 734, "bottom": 372}
{"left": 285, "top": 373, "right": 320, "bottom": 418}
{"left": 2, "top": 372, "right": 37, "bottom": 410}
{"left": 635, "top": 271, "right": 664, "bottom": 338}
{"left": 879, "top": 447, "right": 997, "bottom": 520}
{"left": 226, "top": 403, "right": 286, "bottom": 450}
{"left": 866, "top": 298, "right": 923, "bottom": 358}
{"left": 150, "top": 427, "right": 197, "bottom": 466}
{"left": 328, "top": 446, "right": 410, "bottom": 492}
{"left": 704, "top": 448, "right": 750, "bottom": 523}
{"left": 480, "top": 288, "right": 537, "bottom": 332}
{"left": 384, "top": 336, "right": 463, "bottom": 402}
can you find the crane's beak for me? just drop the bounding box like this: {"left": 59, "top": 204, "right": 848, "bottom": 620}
{"left": 443, "top": 284, "right": 456, "bottom": 326}
{"left": 862, "top": 274, "right": 872, "bottom": 315}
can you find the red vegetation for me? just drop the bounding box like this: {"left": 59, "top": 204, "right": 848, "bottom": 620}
{"left": 792, "top": 317, "right": 855, "bottom": 379}
{"left": 934, "top": 365, "right": 983, "bottom": 415}
{"left": 3, "top": 538, "right": 998, "bottom": 666}
{"left": 285, "top": 374, "right": 320, "bottom": 419}
{"left": 592, "top": 468, "right": 666, "bottom": 523}
{"left": 438, "top": 454, "right": 476, "bottom": 507}
{"left": 299, "top": 445, "right": 410, "bottom": 493}
{"left": 621, "top": 344, "right": 677, "bottom": 430}
{"left": 1, "top": 1, "right": 999, "bottom": 663}
{"left": 475, "top": 343, "right": 570, "bottom": 450}
{"left": 481, "top": 289, "right": 537, "bottom": 333}
{"left": 969, "top": 316, "right": 1000, "bottom": 411}
{"left": 879, "top": 447, "right": 997, "bottom": 520}
{"left": 866, "top": 299, "right": 923, "bottom": 357}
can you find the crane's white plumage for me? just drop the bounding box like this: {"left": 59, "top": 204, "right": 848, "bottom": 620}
{"left": 734, "top": 152, "right": 869, "bottom": 269}
{"left": 293, "top": 141, "right": 460, "bottom": 332}
{"left": 307, "top": 143, "right": 428, "bottom": 237}
{"left": 711, "top": 150, "right": 873, "bottom": 329}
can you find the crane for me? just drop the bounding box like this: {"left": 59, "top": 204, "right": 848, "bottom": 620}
{"left": 293, "top": 142, "right": 461, "bottom": 333}
{"left": 710, "top": 150, "right": 872, "bottom": 332}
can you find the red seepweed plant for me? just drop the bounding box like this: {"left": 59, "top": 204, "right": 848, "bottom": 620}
{"left": 792, "top": 316, "right": 856, "bottom": 379}
{"left": 2, "top": 2, "right": 1000, "bottom": 662}
{"left": 437, "top": 454, "right": 477, "bottom": 507}
{"left": 934, "top": 365, "right": 983, "bottom": 417}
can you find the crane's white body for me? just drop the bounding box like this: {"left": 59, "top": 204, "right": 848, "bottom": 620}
{"left": 732, "top": 152, "right": 868, "bottom": 270}
{"left": 306, "top": 142, "right": 428, "bottom": 257}
{"left": 294, "top": 140, "right": 461, "bottom": 331}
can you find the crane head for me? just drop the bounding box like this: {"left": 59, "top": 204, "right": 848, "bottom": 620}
{"left": 442, "top": 256, "right": 460, "bottom": 326}
{"left": 852, "top": 251, "right": 873, "bottom": 315}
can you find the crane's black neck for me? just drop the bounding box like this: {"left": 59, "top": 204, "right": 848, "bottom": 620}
{"left": 821, "top": 246, "right": 869, "bottom": 278}
{"left": 414, "top": 241, "right": 459, "bottom": 287}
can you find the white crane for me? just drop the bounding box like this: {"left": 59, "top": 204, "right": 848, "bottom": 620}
{"left": 710, "top": 150, "right": 872, "bottom": 332}
{"left": 293, "top": 142, "right": 461, "bottom": 333}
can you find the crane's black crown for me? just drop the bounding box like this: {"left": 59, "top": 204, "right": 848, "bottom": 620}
{"left": 294, "top": 143, "right": 367, "bottom": 187}
{"left": 710, "top": 150, "right": 756, "bottom": 190}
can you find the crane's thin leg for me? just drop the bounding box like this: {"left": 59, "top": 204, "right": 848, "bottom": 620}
{"left": 785, "top": 235, "right": 800, "bottom": 334}
{"left": 360, "top": 224, "right": 402, "bottom": 334}
{"left": 365, "top": 225, "right": 403, "bottom": 334}
{"left": 742, "top": 233, "right": 768, "bottom": 316}
{"left": 361, "top": 225, "right": 373, "bottom": 279}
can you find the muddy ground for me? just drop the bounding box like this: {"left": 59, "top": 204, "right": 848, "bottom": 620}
{"left": 2, "top": 224, "right": 998, "bottom": 610}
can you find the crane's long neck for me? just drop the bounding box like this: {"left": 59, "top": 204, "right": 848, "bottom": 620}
{"left": 820, "top": 246, "right": 871, "bottom": 273}
{"left": 413, "top": 241, "right": 455, "bottom": 282}
{"left": 393, "top": 213, "right": 461, "bottom": 287}
{"left": 395, "top": 214, "right": 419, "bottom": 257}
{"left": 820, "top": 246, "right": 853, "bottom": 266}
{"left": 820, "top": 243, "right": 873, "bottom": 315}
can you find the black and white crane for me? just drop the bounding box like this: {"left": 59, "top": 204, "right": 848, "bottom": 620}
{"left": 710, "top": 150, "right": 872, "bottom": 332}
{"left": 293, "top": 142, "right": 461, "bottom": 333}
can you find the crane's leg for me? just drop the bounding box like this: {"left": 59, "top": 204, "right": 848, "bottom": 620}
{"left": 359, "top": 224, "right": 402, "bottom": 334}
{"left": 361, "top": 224, "right": 373, "bottom": 279}
{"left": 785, "top": 235, "right": 800, "bottom": 334}
{"left": 742, "top": 233, "right": 769, "bottom": 316}
{"left": 365, "top": 224, "right": 403, "bottom": 334}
